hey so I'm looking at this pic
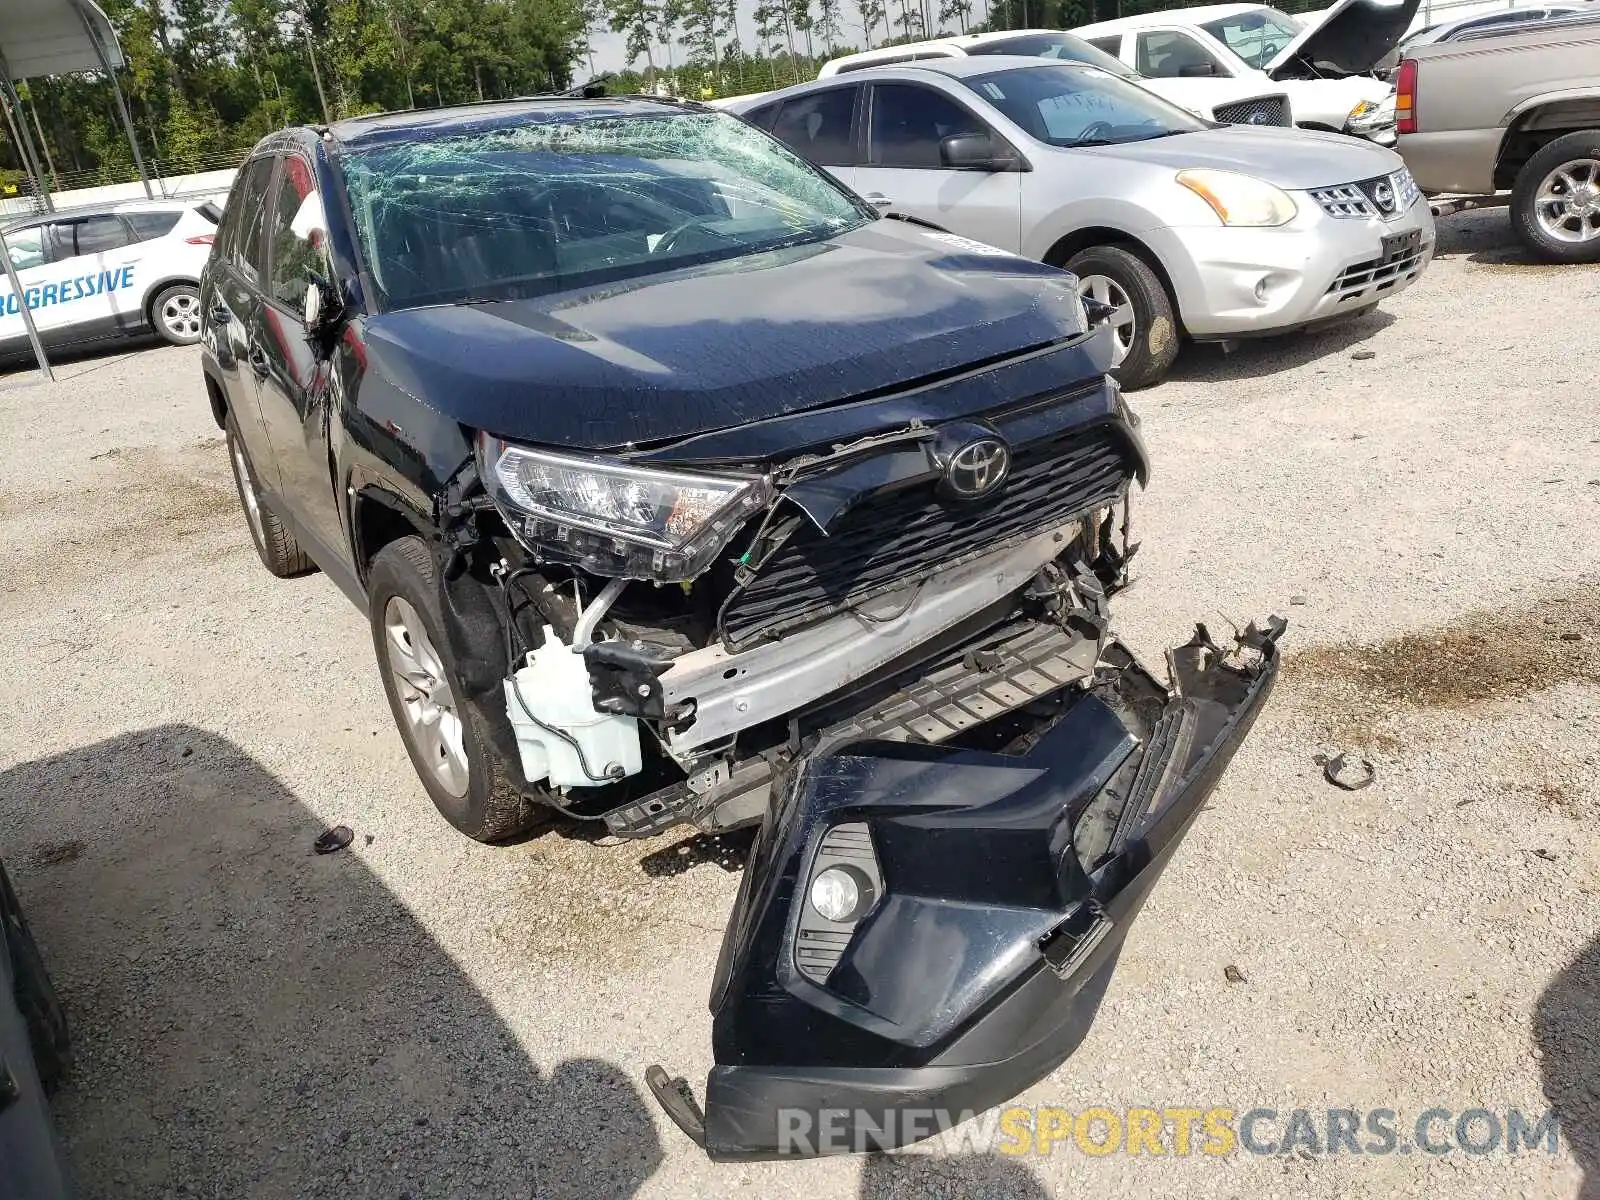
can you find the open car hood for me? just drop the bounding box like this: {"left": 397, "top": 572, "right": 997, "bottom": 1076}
{"left": 1266, "top": 0, "right": 1421, "bottom": 77}
{"left": 647, "top": 617, "right": 1285, "bottom": 1159}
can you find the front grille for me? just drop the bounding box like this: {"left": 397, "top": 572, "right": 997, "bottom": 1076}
{"left": 719, "top": 426, "right": 1133, "bottom": 648}
{"left": 1212, "top": 95, "right": 1291, "bottom": 128}
{"left": 1326, "top": 241, "right": 1429, "bottom": 303}
{"left": 1311, "top": 169, "right": 1420, "bottom": 219}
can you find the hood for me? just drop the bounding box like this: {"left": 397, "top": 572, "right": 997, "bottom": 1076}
{"left": 359, "top": 222, "right": 1091, "bottom": 452}
{"left": 1081, "top": 125, "right": 1401, "bottom": 189}
{"left": 1266, "top": 0, "right": 1422, "bottom": 78}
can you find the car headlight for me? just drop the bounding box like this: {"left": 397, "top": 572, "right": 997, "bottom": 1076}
{"left": 1176, "top": 169, "right": 1298, "bottom": 228}
{"left": 1346, "top": 97, "right": 1393, "bottom": 133}
{"left": 477, "top": 433, "right": 772, "bottom": 581}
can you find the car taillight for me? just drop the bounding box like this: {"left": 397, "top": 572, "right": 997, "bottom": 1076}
{"left": 1395, "top": 59, "right": 1418, "bottom": 135}
{"left": 186, "top": 234, "right": 215, "bottom": 245}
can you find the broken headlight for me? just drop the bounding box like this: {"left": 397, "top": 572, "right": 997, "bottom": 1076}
{"left": 478, "top": 433, "right": 773, "bottom": 581}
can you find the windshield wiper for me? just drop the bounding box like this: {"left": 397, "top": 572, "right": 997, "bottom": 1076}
{"left": 1066, "top": 137, "right": 1116, "bottom": 147}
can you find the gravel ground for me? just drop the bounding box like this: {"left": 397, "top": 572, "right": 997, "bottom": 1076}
{"left": 2, "top": 207, "right": 1598, "bottom": 1200}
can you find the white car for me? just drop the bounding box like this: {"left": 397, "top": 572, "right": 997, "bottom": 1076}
{"left": 817, "top": 30, "right": 1295, "bottom": 126}
{"left": 1074, "top": 0, "right": 1420, "bottom": 144}
{"left": 1, "top": 198, "right": 219, "bottom": 363}
{"left": 731, "top": 57, "right": 1434, "bottom": 389}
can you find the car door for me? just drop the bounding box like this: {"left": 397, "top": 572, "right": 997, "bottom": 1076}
{"left": 1, "top": 224, "right": 63, "bottom": 349}
{"left": 1, "top": 216, "right": 139, "bottom": 347}
{"left": 853, "top": 81, "right": 1024, "bottom": 253}
{"left": 758, "top": 85, "right": 862, "bottom": 192}
{"left": 207, "top": 157, "right": 278, "bottom": 485}
{"left": 254, "top": 151, "right": 348, "bottom": 564}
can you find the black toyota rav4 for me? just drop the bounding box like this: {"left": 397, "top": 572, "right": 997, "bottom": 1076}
{"left": 199, "top": 96, "right": 1281, "bottom": 1159}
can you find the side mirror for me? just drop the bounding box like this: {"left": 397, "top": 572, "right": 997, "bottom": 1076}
{"left": 303, "top": 274, "right": 344, "bottom": 342}
{"left": 1178, "top": 62, "right": 1218, "bottom": 77}
{"left": 939, "top": 133, "right": 1017, "bottom": 172}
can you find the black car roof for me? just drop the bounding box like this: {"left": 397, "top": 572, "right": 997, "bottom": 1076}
{"left": 321, "top": 96, "right": 705, "bottom": 151}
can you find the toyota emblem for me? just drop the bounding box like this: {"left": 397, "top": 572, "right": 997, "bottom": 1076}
{"left": 1248, "top": 111, "right": 1271, "bottom": 125}
{"left": 943, "top": 437, "right": 1011, "bottom": 499}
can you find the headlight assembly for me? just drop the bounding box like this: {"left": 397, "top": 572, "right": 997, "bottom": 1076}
{"left": 477, "top": 433, "right": 772, "bottom": 580}
{"left": 1176, "top": 169, "right": 1298, "bottom": 228}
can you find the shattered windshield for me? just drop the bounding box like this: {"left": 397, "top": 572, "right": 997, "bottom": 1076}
{"left": 340, "top": 111, "right": 871, "bottom": 310}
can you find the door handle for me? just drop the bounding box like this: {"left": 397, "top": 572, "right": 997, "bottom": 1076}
{"left": 209, "top": 305, "right": 231, "bottom": 325}
{"left": 861, "top": 192, "right": 894, "bottom": 209}
{"left": 246, "top": 343, "right": 270, "bottom": 379}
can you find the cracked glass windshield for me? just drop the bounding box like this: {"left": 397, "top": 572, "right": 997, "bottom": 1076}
{"left": 341, "top": 110, "right": 870, "bottom": 310}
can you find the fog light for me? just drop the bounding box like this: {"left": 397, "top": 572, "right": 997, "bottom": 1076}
{"left": 810, "top": 867, "right": 864, "bottom": 923}
{"left": 1254, "top": 278, "right": 1269, "bottom": 303}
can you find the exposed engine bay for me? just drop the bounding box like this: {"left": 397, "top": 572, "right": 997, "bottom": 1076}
{"left": 432, "top": 374, "right": 1147, "bottom": 838}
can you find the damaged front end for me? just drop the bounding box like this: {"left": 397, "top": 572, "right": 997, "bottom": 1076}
{"left": 648, "top": 616, "right": 1283, "bottom": 1159}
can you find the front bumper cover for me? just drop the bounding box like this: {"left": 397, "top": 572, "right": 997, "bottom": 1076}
{"left": 647, "top": 616, "right": 1284, "bottom": 1159}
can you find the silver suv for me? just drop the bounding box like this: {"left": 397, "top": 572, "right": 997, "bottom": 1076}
{"left": 733, "top": 56, "right": 1435, "bottom": 388}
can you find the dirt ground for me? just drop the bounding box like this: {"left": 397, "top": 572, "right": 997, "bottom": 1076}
{"left": 2, "top": 207, "right": 1598, "bottom": 1199}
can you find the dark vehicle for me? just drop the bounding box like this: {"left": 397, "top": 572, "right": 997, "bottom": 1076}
{"left": 1, "top": 861, "right": 73, "bottom": 1198}
{"left": 198, "top": 97, "right": 1281, "bottom": 1158}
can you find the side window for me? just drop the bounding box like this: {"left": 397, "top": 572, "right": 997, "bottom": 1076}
{"left": 45, "top": 223, "right": 76, "bottom": 262}
{"left": 232, "top": 158, "right": 278, "bottom": 282}
{"left": 741, "top": 101, "right": 780, "bottom": 130}
{"left": 769, "top": 88, "right": 858, "bottom": 166}
{"left": 869, "top": 83, "right": 987, "bottom": 169}
{"left": 75, "top": 214, "right": 135, "bottom": 254}
{"left": 1085, "top": 35, "right": 1124, "bottom": 56}
{"left": 4, "top": 226, "right": 47, "bottom": 270}
{"left": 125, "top": 212, "right": 183, "bottom": 242}
{"left": 265, "top": 156, "right": 329, "bottom": 315}
{"left": 1136, "top": 30, "right": 1227, "bottom": 77}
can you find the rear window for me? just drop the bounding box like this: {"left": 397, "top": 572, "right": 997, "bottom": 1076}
{"left": 341, "top": 110, "right": 870, "bottom": 311}
{"left": 125, "top": 211, "right": 183, "bottom": 241}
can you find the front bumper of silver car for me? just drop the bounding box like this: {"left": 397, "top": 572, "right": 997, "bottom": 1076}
{"left": 1151, "top": 191, "right": 1435, "bottom": 339}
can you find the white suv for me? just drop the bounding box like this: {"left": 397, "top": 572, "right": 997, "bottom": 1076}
{"left": 818, "top": 30, "right": 1295, "bottom": 126}
{"left": 1, "top": 198, "right": 219, "bottom": 362}
{"left": 1074, "top": 0, "right": 1418, "bottom": 145}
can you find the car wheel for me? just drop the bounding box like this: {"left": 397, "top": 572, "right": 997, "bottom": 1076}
{"left": 1, "top": 863, "right": 70, "bottom": 1092}
{"left": 368, "top": 536, "right": 536, "bottom": 842}
{"left": 225, "top": 414, "right": 316, "bottom": 578}
{"left": 1065, "top": 245, "right": 1180, "bottom": 390}
{"left": 1511, "top": 130, "right": 1600, "bottom": 264}
{"left": 151, "top": 283, "right": 204, "bottom": 346}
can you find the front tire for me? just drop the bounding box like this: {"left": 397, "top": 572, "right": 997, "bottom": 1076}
{"left": 225, "top": 415, "right": 315, "bottom": 578}
{"left": 1511, "top": 131, "right": 1600, "bottom": 264}
{"left": 151, "top": 283, "right": 204, "bottom": 346}
{"left": 368, "top": 537, "right": 535, "bottom": 842}
{"left": 1065, "top": 245, "right": 1180, "bottom": 390}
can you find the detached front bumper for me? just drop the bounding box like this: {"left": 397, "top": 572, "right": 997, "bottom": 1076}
{"left": 1154, "top": 198, "right": 1434, "bottom": 338}
{"left": 648, "top": 617, "right": 1284, "bottom": 1160}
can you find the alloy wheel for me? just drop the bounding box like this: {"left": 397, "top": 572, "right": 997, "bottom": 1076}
{"left": 383, "top": 597, "right": 469, "bottom": 798}
{"left": 1076, "top": 274, "right": 1137, "bottom": 367}
{"left": 1534, "top": 158, "right": 1600, "bottom": 244}
{"left": 161, "top": 291, "right": 203, "bottom": 340}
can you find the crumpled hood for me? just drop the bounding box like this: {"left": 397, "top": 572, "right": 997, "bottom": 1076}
{"left": 1266, "top": 0, "right": 1422, "bottom": 78}
{"left": 1081, "top": 125, "right": 1402, "bottom": 189}
{"left": 359, "top": 222, "right": 1088, "bottom": 452}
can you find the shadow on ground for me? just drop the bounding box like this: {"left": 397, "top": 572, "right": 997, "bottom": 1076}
{"left": 1537, "top": 933, "right": 1600, "bottom": 1200}
{"left": 0, "top": 725, "right": 662, "bottom": 1200}
{"left": 0, "top": 336, "right": 164, "bottom": 382}
{"left": 1163, "top": 308, "right": 1395, "bottom": 386}
{"left": 858, "top": 1151, "right": 1050, "bottom": 1198}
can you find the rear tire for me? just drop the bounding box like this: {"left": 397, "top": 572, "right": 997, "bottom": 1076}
{"left": 1511, "top": 131, "right": 1600, "bottom": 264}
{"left": 1064, "top": 245, "right": 1180, "bottom": 390}
{"left": 368, "top": 537, "right": 536, "bottom": 842}
{"left": 151, "top": 283, "right": 204, "bottom": 346}
{"left": 226, "top": 414, "right": 316, "bottom": 578}
{"left": 2, "top": 863, "right": 70, "bottom": 1092}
